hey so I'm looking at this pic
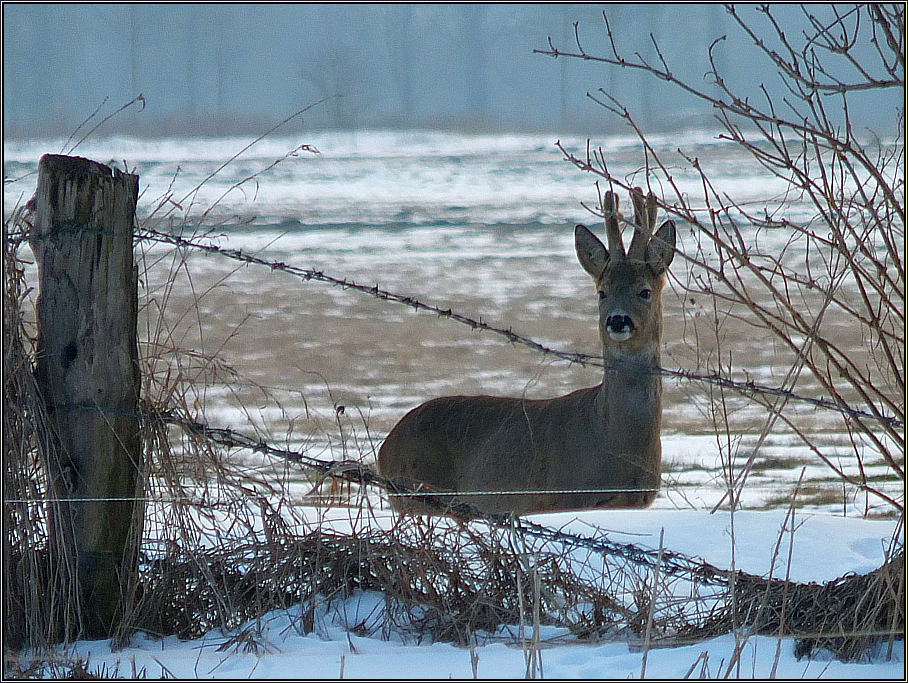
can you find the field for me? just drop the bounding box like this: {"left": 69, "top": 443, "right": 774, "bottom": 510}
{"left": 4, "top": 131, "right": 903, "bottom": 678}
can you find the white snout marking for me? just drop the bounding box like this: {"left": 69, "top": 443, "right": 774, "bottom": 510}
{"left": 608, "top": 330, "right": 633, "bottom": 342}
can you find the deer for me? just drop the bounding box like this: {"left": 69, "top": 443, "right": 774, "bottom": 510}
{"left": 377, "top": 187, "right": 676, "bottom": 515}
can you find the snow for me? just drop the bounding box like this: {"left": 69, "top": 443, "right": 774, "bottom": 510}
{"left": 6, "top": 131, "right": 903, "bottom": 678}
{"left": 65, "top": 619, "right": 903, "bottom": 680}
{"left": 43, "top": 508, "right": 903, "bottom": 680}
{"left": 3, "top": 131, "right": 801, "bottom": 229}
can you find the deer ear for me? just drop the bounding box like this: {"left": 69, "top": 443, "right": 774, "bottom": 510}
{"left": 575, "top": 224, "right": 608, "bottom": 279}
{"left": 645, "top": 220, "right": 676, "bottom": 275}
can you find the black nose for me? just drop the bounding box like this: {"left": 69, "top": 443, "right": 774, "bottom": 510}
{"left": 607, "top": 315, "right": 634, "bottom": 333}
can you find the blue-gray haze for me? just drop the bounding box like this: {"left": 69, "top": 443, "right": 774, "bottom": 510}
{"left": 3, "top": 4, "right": 899, "bottom": 137}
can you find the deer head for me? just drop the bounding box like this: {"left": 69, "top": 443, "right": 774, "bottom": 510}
{"left": 575, "top": 188, "right": 676, "bottom": 356}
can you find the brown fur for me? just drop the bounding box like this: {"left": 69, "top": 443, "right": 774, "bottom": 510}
{"left": 379, "top": 188, "right": 676, "bottom": 515}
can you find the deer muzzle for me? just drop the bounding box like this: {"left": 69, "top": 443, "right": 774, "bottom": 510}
{"left": 606, "top": 314, "right": 634, "bottom": 342}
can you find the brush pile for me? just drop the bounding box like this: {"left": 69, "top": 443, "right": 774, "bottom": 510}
{"left": 4, "top": 212, "right": 903, "bottom": 665}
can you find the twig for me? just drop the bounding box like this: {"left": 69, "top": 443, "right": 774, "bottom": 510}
{"left": 63, "top": 94, "right": 146, "bottom": 155}
{"left": 640, "top": 527, "right": 664, "bottom": 678}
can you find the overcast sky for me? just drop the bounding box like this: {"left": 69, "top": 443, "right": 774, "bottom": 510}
{"left": 3, "top": 4, "right": 899, "bottom": 137}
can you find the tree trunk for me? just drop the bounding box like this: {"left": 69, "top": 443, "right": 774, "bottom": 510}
{"left": 30, "top": 154, "right": 142, "bottom": 640}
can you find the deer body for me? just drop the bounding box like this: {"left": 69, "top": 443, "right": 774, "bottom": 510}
{"left": 378, "top": 189, "right": 676, "bottom": 515}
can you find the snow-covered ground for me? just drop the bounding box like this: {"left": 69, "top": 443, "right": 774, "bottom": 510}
{"left": 7, "top": 132, "right": 902, "bottom": 678}
{"left": 61, "top": 612, "right": 903, "bottom": 680}
{"left": 40, "top": 508, "right": 903, "bottom": 680}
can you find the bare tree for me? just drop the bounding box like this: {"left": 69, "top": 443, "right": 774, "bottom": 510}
{"left": 538, "top": 4, "right": 904, "bottom": 514}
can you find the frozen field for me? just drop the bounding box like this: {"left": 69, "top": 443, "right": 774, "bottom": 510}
{"left": 5, "top": 130, "right": 902, "bottom": 677}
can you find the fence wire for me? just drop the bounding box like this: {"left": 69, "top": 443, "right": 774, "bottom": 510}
{"left": 155, "top": 405, "right": 735, "bottom": 586}
{"left": 5, "top": 217, "right": 904, "bottom": 659}
{"left": 136, "top": 226, "right": 903, "bottom": 431}
{"left": 146, "top": 405, "right": 908, "bottom": 658}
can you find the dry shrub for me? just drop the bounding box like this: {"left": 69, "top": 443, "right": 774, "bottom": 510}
{"left": 126, "top": 517, "right": 535, "bottom": 644}
{"left": 6, "top": 191, "right": 904, "bottom": 666}
{"left": 787, "top": 547, "right": 906, "bottom": 661}
{"left": 543, "top": 4, "right": 904, "bottom": 516}
{"left": 5, "top": 86, "right": 904, "bottom": 668}
{"left": 686, "top": 545, "right": 906, "bottom": 662}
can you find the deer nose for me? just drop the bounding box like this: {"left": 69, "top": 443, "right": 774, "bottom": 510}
{"left": 606, "top": 314, "right": 634, "bottom": 341}
{"left": 607, "top": 314, "right": 633, "bottom": 332}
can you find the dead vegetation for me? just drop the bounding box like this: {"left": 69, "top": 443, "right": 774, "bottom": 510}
{"left": 540, "top": 4, "right": 905, "bottom": 518}
{"left": 5, "top": 9, "right": 906, "bottom": 664}
{"left": 3, "top": 212, "right": 904, "bottom": 667}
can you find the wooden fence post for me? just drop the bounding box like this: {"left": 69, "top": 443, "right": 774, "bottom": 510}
{"left": 30, "top": 154, "right": 142, "bottom": 640}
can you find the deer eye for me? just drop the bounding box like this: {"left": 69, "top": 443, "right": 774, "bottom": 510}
{"left": 598, "top": 290, "right": 606, "bottom": 300}
{"left": 639, "top": 288, "right": 652, "bottom": 300}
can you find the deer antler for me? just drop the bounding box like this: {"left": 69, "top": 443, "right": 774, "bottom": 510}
{"left": 627, "top": 187, "right": 657, "bottom": 260}
{"left": 602, "top": 190, "right": 626, "bottom": 259}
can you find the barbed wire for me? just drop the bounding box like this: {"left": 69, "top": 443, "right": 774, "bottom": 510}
{"left": 6, "top": 400, "right": 903, "bottom": 642}
{"left": 157, "top": 408, "right": 906, "bottom": 588}
{"left": 8, "top": 397, "right": 898, "bottom": 510}
{"left": 149, "top": 406, "right": 740, "bottom": 587}
{"left": 136, "top": 226, "right": 902, "bottom": 430}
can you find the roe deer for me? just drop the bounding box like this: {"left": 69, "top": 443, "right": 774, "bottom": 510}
{"left": 378, "top": 188, "right": 676, "bottom": 515}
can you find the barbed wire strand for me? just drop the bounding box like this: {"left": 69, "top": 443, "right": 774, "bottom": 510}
{"left": 130, "top": 226, "right": 901, "bottom": 430}
{"left": 150, "top": 406, "right": 740, "bottom": 587}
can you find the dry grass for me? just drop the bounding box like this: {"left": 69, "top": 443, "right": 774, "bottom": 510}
{"left": 5, "top": 180, "right": 905, "bottom": 675}
{"left": 4, "top": 212, "right": 80, "bottom": 651}
{"left": 5, "top": 66, "right": 905, "bottom": 673}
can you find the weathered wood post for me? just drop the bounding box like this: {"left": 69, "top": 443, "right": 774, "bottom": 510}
{"left": 30, "top": 154, "right": 142, "bottom": 640}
